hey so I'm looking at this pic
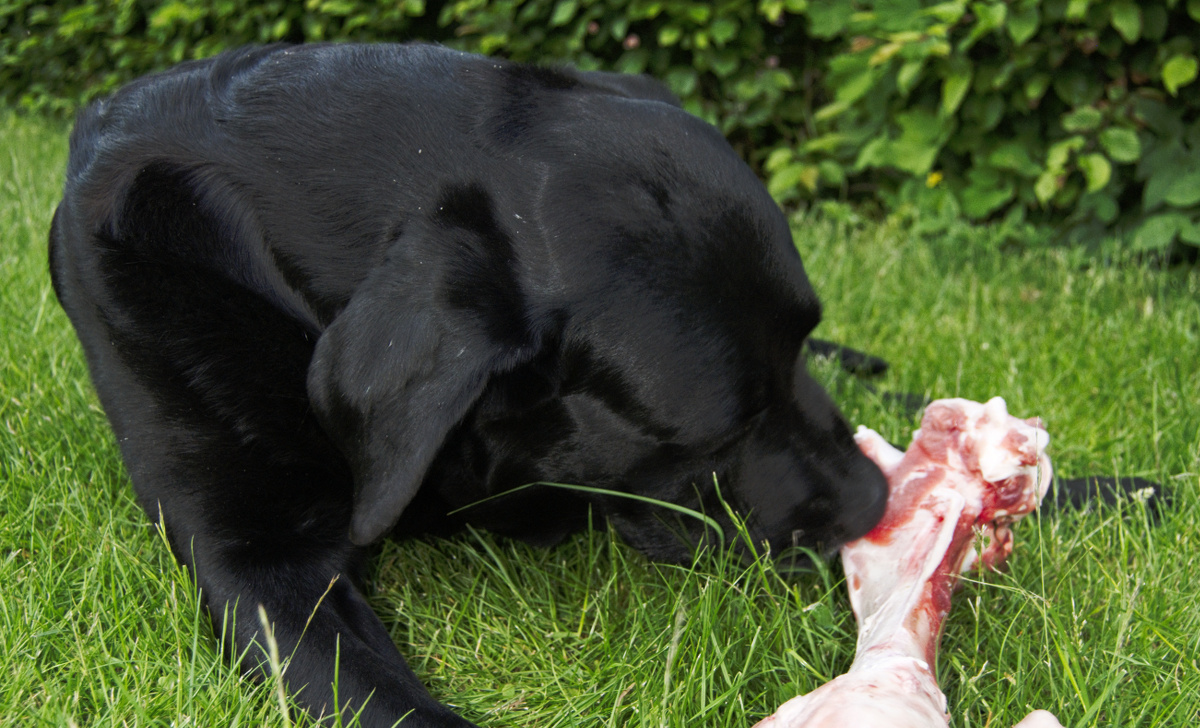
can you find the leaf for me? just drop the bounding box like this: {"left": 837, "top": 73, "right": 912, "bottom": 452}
{"left": 319, "top": 0, "right": 356, "bottom": 16}
{"left": 813, "top": 101, "right": 850, "bottom": 122}
{"left": 807, "top": 3, "right": 853, "bottom": 38}
{"left": 1054, "top": 70, "right": 1102, "bottom": 107}
{"left": 891, "top": 143, "right": 941, "bottom": 176}
{"left": 1109, "top": 1, "right": 1141, "bottom": 43}
{"left": 1025, "top": 73, "right": 1051, "bottom": 104}
{"left": 889, "top": 31, "right": 925, "bottom": 44}
{"left": 1143, "top": 150, "right": 1200, "bottom": 208}
{"left": 961, "top": 166, "right": 1015, "bottom": 218}
{"left": 1164, "top": 170, "right": 1200, "bottom": 207}
{"left": 802, "top": 133, "right": 849, "bottom": 154}
{"left": 1144, "top": 163, "right": 1181, "bottom": 210}
{"left": 710, "top": 18, "right": 739, "bottom": 45}
{"left": 881, "top": 109, "right": 945, "bottom": 175}
{"left": 1035, "top": 171, "right": 1061, "bottom": 204}
{"left": 1046, "top": 135, "right": 1086, "bottom": 172}
{"left": 658, "top": 25, "right": 682, "bottom": 46}
{"left": 148, "top": 2, "right": 207, "bottom": 28}
{"left": 1062, "top": 106, "right": 1103, "bottom": 132}
{"left": 614, "top": 49, "right": 649, "bottom": 75}
{"left": 941, "top": 63, "right": 972, "bottom": 116}
{"left": 710, "top": 51, "right": 740, "bottom": 78}
{"left": 870, "top": 42, "right": 903, "bottom": 66}
{"left": 1132, "top": 97, "right": 1185, "bottom": 137}
{"left": 734, "top": 76, "right": 766, "bottom": 102}
{"left": 1007, "top": 4, "right": 1040, "bottom": 45}
{"left": 269, "top": 17, "right": 291, "bottom": 40}
{"left": 925, "top": 2, "right": 967, "bottom": 24}
{"left": 767, "top": 69, "right": 797, "bottom": 91}
{"left": 1099, "top": 127, "right": 1141, "bottom": 164}
{"left": 971, "top": 2, "right": 1007, "bottom": 34}
{"left": 1190, "top": 0, "right": 1200, "bottom": 22}
{"left": 1081, "top": 192, "right": 1119, "bottom": 223}
{"left": 898, "top": 59, "right": 925, "bottom": 95}
{"left": 665, "top": 67, "right": 698, "bottom": 97}
{"left": 765, "top": 147, "right": 795, "bottom": 173}
{"left": 1132, "top": 213, "right": 1186, "bottom": 251}
{"left": 479, "top": 33, "right": 508, "bottom": 55}
{"left": 768, "top": 163, "right": 820, "bottom": 198}
{"left": 1066, "top": 0, "right": 1091, "bottom": 21}
{"left": 760, "top": 0, "right": 785, "bottom": 23}
{"left": 549, "top": 0, "right": 576, "bottom": 27}
{"left": 1181, "top": 216, "right": 1200, "bottom": 244}
{"left": 988, "top": 141, "right": 1042, "bottom": 177}
{"left": 610, "top": 17, "right": 629, "bottom": 39}
{"left": 1078, "top": 153, "right": 1112, "bottom": 192}
{"left": 628, "top": 1, "right": 663, "bottom": 20}
{"left": 835, "top": 67, "right": 882, "bottom": 105}
{"left": 1162, "top": 55, "right": 1199, "bottom": 96}
{"left": 819, "top": 160, "right": 846, "bottom": 186}
{"left": 855, "top": 137, "right": 890, "bottom": 170}
{"left": 1143, "top": 4, "right": 1168, "bottom": 39}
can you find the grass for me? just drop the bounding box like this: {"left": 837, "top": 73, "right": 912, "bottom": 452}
{"left": 2, "top": 108, "right": 1197, "bottom": 727}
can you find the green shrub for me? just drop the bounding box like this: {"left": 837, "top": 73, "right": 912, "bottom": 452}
{"left": 2, "top": 0, "right": 1198, "bottom": 253}
{"left": 0, "top": 1, "right": 431, "bottom": 115}
{"left": 785, "top": 0, "right": 1200, "bottom": 255}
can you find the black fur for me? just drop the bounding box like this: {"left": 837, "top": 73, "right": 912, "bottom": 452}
{"left": 50, "top": 43, "right": 887, "bottom": 727}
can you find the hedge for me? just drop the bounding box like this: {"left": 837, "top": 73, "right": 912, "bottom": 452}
{"left": 3, "top": 0, "right": 1198, "bottom": 253}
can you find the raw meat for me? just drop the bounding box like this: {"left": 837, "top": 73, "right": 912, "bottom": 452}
{"left": 753, "top": 397, "right": 1062, "bottom": 728}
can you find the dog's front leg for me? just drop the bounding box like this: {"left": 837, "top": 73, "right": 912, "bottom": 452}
{"left": 187, "top": 537, "right": 474, "bottom": 728}
{"left": 49, "top": 256, "right": 478, "bottom": 727}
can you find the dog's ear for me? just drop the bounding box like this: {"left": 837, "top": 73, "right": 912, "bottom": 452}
{"left": 307, "top": 185, "right": 544, "bottom": 545}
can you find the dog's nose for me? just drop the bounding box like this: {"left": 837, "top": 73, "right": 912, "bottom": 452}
{"left": 832, "top": 454, "right": 888, "bottom": 543}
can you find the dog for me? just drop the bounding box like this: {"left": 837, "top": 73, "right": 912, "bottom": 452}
{"left": 49, "top": 42, "right": 889, "bottom": 727}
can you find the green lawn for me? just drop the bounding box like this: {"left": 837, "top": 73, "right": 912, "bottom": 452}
{"left": 2, "top": 110, "right": 1197, "bottom": 727}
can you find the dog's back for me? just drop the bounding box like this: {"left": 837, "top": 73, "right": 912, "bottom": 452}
{"left": 52, "top": 43, "right": 723, "bottom": 323}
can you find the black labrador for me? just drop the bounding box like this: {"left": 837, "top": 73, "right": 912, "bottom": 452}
{"left": 50, "top": 43, "right": 889, "bottom": 727}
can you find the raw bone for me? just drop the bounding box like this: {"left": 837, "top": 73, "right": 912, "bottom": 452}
{"left": 753, "top": 397, "right": 1062, "bottom": 728}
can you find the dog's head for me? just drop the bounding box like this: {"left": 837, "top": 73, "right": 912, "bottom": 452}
{"left": 307, "top": 109, "right": 886, "bottom": 558}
